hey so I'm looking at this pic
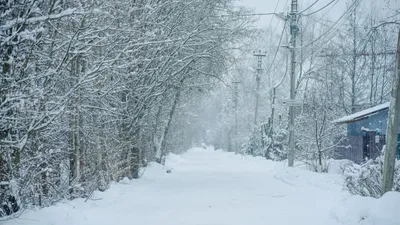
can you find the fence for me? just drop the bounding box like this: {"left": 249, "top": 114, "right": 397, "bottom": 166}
{"left": 334, "top": 136, "right": 364, "bottom": 164}
{"left": 334, "top": 131, "right": 386, "bottom": 164}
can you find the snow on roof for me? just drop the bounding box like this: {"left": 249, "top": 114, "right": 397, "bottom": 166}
{"left": 332, "top": 102, "right": 390, "bottom": 124}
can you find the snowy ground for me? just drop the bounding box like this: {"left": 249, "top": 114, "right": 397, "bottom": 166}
{"left": 3, "top": 147, "right": 399, "bottom": 225}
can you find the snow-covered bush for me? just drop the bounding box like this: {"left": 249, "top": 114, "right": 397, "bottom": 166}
{"left": 264, "top": 128, "right": 288, "bottom": 161}
{"left": 327, "top": 159, "right": 354, "bottom": 174}
{"left": 344, "top": 155, "right": 400, "bottom": 198}
{"left": 240, "top": 131, "right": 262, "bottom": 156}
{"left": 241, "top": 126, "right": 287, "bottom": 161}
{"left": 300, "top": 158, "right": 331, "bottom": 173}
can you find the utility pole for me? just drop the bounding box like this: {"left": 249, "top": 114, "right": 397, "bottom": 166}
{"left": 253, "top": 50, "right": 266, "bottom": 127}
{"left": 232, "top": 81, "right": 240, "bottom": 154}
{"left": 382, "top": 30, "right": 400, "bottom": 194}
{"left": 269, "top": 87, "right": 277, "bottom": 137}
{"left": 288, "top": 0, "right": 298, "bottom": 167}
{"left": 265, "top": 87, "right": 277, "bottom": 158}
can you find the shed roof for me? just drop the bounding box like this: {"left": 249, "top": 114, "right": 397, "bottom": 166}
{"left": 332, "top": 102, "right": 390, "bottom": 124}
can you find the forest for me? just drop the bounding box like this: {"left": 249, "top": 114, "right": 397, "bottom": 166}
{"left": 0, "top": 0, "right": 399, "bottom": 219}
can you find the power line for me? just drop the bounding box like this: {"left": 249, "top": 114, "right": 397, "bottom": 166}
{"left": 245, "top": 13, "right": 278, "bottom": 16}
{"left": 302, "top": 0, "right": 338, "bottom": 16}
{"left": 299, "top": 0, "right": 362, "bottom": 52}
{"left": 299, "top": 0, "right": 367, "bottom": 62}
{"left": 306, "top": 15, "right": 353, "bottom": 36}
{"left": 316, "top": 51, "right": 396, "bottom": 57}
{"left": 283, "top": 0, "right": 291, "bottom": 11}
{"left": 264, "top": 22, "right": 287, "bottom": 84}
{"left": 300, "top": 0, "right": 340, "bottom": 30}
{"left": 216, "top": 12, "right": 278, "bottom": 17}
{"left": 263, "top": 52, "right": 290, "bottom": 88}
{"left": 299, "top": 0, "right": 320, "bottom": 14}
{"left": 270, "top": 0, "right": 290, "bottom": 40}
{"left": 266, "top": 0, "right": 282, "bottom": 32}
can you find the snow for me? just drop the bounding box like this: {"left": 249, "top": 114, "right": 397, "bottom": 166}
{"left": 118, "top": 177, "right": 131, "bottom": 185}
{"left": 331, "top": 191, "right": 400, "bottom": 225}
{"left": 333, "top": 102, "right": 390, "bottom": 124}
{"left": 3, "top": 147, "right": 399, "bottom": 225}
{"left": 327, "top": 159, "right": 354, "bottom": 174}
{"left": 2, "top": 8, "right": 78, "bottom": 31}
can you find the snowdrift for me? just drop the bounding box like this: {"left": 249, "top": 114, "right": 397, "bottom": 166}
{"left": 2, "top": 147, "right": 399, "bottom": 225}
{"left": 332, "top": 191, "right": 400, "bottom": 225}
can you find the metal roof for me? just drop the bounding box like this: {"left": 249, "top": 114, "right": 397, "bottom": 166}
{"left": 332, "top": 102, "right": 390, "bottom": 124}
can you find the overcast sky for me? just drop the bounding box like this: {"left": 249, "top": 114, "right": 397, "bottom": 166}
{"left": 235, "top": 0, "right": 390, "bottom": 29}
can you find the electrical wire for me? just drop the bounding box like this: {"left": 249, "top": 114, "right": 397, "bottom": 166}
{"left": 306, "top": 15, "right": 353, "bottom": 36}
{"left": 299, "top": 0, "right": 340, "bottom": 27}
{"left": 298, "top": 0, "right": 320, "bottom": 15}
{"left": 216, "top": 12, "right": 278, "bottom": 17}
{"left": 273, "top": 52, "right": 290, "bottom": 89}
{"left": 302, "top": 0, "right": 338, "bottom": 16}
{"left": 266, "top": 0, "right": 281, "bottom": 32}
{"left": 270, "top": 0, "right": 290, "bottom": 36}
{"left": 294, "top": 0, "right": 364, "bottom": 73}
{"left": 295, "top": 0, "right": 339, "bottom": 43}
{"left": 283, "top": 0, "right": 291, "bottom": 11}
{"left": 263, "top": 21, "right": 287, "bottom": 88}
{"left": 299, "top": 0, "right": 362, "bottom": 52}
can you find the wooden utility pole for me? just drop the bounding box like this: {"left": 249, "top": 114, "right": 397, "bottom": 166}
{"left": 265, "top": 87, "right": 277, "bottom": 158}
{"left": 270, "top": 87, "right": 277, "bottom": 136}
{"left": 232, "top": 81, "right": 240, "bottom": 154}
{"left": 288, "top": 0, "right": 298, "bottom": 167}
{"left": 382, "top": 30, "right": 400, "bottom": 194}
{"left": 253, "top": 50, "right": 266, "bottom": 127}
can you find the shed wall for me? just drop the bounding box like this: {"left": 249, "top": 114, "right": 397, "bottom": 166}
{"left": 347, "top": 109, "right": 388, "bottom": 136}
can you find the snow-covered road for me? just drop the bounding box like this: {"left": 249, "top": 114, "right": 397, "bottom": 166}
{"left": 4, "top": 147, "right": 399, "bottom": 225}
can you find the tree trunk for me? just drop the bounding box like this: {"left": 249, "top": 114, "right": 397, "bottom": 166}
{"left": 157, "top": 79, "right": 184, "bottom": 165}
{"left": 351, "top": 8, "right": 357, "bottom": 113}
{"left": 153, "top": 93, "right": 167, "bottom": 157}
{"left": 69, "top": 55, "right": 82, "bottom": 187}
{"left": 382, "top": 31, "right": 400, "bottom": 194}
{"left": 119, "top": 89, "right": 131, "bottom": 179}
{"left": 130, "top": 146, "right": 140, "bottom": 179}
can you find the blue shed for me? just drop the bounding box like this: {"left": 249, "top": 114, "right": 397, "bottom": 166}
{"left": 333, "top": 102, "right": 400, "bottom": 162}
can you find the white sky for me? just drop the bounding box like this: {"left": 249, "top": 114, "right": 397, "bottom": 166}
{"left": 236, "top": 0, "right": 389, "bottom": 29}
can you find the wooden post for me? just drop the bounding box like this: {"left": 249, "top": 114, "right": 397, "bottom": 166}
{"left": 382, "top": 30, "right": 400, "bottom": 194}
{"left": 288, "top": 0, "right": 298, "bottom": 167}
{"left": 232, "top": 81, "right": 240, "bottom": 154}
{"left": 253, "top": 50, "right": 266, "bottom": 127}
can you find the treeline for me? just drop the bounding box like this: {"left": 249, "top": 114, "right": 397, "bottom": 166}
{"left": 212, "top": 0, "right": 399, "bottom": 171}
{"left": 0, "top": 0, "right": 250, "bottom": 214}
{"left": 295, "top": 1, "right": 398, "bottom": 171}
